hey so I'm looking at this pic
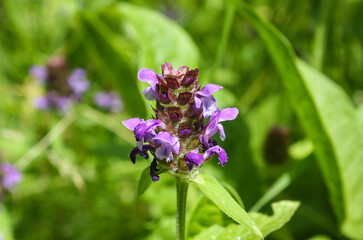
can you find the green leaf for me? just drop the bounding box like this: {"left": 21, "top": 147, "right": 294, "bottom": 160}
{"left": 192, "top": 224, "right": 225, "bottom": 240}
{"left": 117, "top": 3, "right": 200, "bottom": 70}
{"left": 193, "top": 201, "right": 299, "bottom": 240}
{"left": 229, "top": 0, "right": 363, "bottom": 237}
{"left": 191, "top": 173, "right": 263, "bottom": 239}
{"left": 250, "top": 156, "right": 313, "bottom": 212}
{"left": 187, "top": 197, "right": 226, "bottom": 238}
{"left": 79, "top": 12, "right": 147, "bottom": 118}
{"left": 137, "top": 166, "right": 152, "bottom": 197}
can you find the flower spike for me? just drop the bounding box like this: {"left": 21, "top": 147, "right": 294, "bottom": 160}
{"left": 122, "top": 63, "right": 239, "bottom": 181}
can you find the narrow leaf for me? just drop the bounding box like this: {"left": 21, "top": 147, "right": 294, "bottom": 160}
{"left": 191, "top": 173, "right": 263, "bottom": 239}
{"left": 193, "top": 201, "right": 299, "bottom": 240}
{"left": 137, "top": 166, "right": 152, "bottom": 197}
{"left": 229, "top": 1, "right": 363, "bottom": 237}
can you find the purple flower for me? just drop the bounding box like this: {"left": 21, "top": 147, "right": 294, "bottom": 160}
{"left": 122, "top": 118, "right": 165, "bottom": 149}
{"left": 29, "top": 65, "right": 48, "bottom": 83}
{"left": 153, "top": 132, "right": 180, "bottom": 162}
{"left": 130, "top": 145, "right": 153, "bottom": 164}
{"left": 33, "top": 96, "right": 50, "bottom": 110}
{"left": 68, "top": 68, "right": 89, "bottom": 94}
{"left": 184, "top": 145, "right": 228, "bottom": 170}
{"left": 194, "top": 84, "right": 223, "bottom": 117}
{"left": 184, "top": 149, "right": 204, "bottom": 170}
{"left": 31, "top": 59, "right": 89, "bottom": 112}
{"left": 123, "top": 63, "right": 239, "bottom": 181}
{"left": 204, "top": 145, "right": 228, "bottom": 166}
{"left": 138, "top": 69, "right": 159, "bottom": 100}
{"left": 94, "top": 91, "right": 123, "bottom": 113}
{"left": 200, "top": 108, "right": 239, "bottom": 145}
{"left": 0, "top": 163, "right": 22, "bottom": 190}
{"left": 56, "top": 96, "right": 72, "bottom": 113}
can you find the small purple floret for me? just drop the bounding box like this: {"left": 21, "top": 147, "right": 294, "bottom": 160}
{"left": 138, "top": 68, "right": 159, "bottom": 100}
{"left": 33, "top": 97, "right": 50, "bottom": 110}
{"left": 68, "top": 68, "right": 89, "bottom": 94}
{"left": 129, "top": 145, "right": 153, "bottom": 164}
{"left": 204, "top": 145, "right": 228, "bottom": 166}
{"left": 0, "top": 163, "right": 22, "bottom": 190}
{"left": 201, "top": 108, "right": 239, "bottom": 145}
{"left": 195, "top": 84, "right": 223, "bottom": 117}
{"left": 153, "top": 132, "right": 180, "bottom": 162}
{"left": 184, "top": 149, "right": 204, "bottom": 170}
{"left": 29, "top": 65, "right": 48, "bottom": 83}
{"left": 94, "top": 91, "right": 123, "bottom": 112}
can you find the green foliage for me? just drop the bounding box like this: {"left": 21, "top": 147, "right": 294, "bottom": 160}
{"left": 192, "top": 200, "right": 299, "bottom": 240}
{"left": 191, "top": 173, "right": 263, "bottom": 239}
{"left": 1, "top": 0, "right": 363, "bottom": 239}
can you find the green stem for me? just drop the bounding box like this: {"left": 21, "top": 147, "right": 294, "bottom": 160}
{"left": 176, "top": 178, "right": 189, "bottom": 240}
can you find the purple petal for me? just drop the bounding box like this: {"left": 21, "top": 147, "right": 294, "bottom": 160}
{"left": 129, "top": 145, "right": 153, "bottom": 164}
{"left": 138, "top": 69, "right": 158, "bottom": 89}
{"left": 143, "top": 86, "right": 158, "bottom": 101}
{"left": 29, "top": 65, "right": 48, "bottom": 83}
{"left": 217, "top": 123, "right": 226, "bottom": 141}
{"left": 68, "top": 69, "right": 89, "bottom": 94}
{"left": 122, "top": 118, "right": 143, "bottom": 131}
{"left": 95, "top": 92, "right": 123, "bottom": 112}
{"left": 150, "top": 158, "right": 159, "bottom": 182}
{"left": 201, "top": 96, "right": 218, "bottom": 117}
{"left": 194, "top": 97, "right": 202, "bottom": 109}
{"left": 33, "top": 96, "right": 50, "bottom": 110}
{"left": 56, "top": 97, "right": 72, "bottom": 112}
{"left": 155, "top": 143, "right": 173, "bottom": 162}
{"left": 153, "top": 132, "right": 180, "bottom": 161}
{"left": 153, "top": 132, "right": 178, "bottom": 145}
{"left": 134, "top": 119, "right": 164, "bottom": 142}
{"left": 217, "top": 108, "right": 239, "bottom": 122}
{"left": 196, "top": 84, "right": 223, "bottom": 97}
{"left": 204, "top": 145, "right": 228, "bottom": 166}
{"left": 0, "top": 163, "right": 22, "bottom": 190}
{"left": 184, "top": 149, "right": 204, "bottom": 170}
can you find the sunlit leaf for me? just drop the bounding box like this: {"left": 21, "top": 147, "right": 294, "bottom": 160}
{"left": 191, "top": 173, "right": 263, "bottom": 239}
{"left": 193, "top": 201, "right": 299, "bottom": 240}
{"left": 229, "top": 0, "right": 363, "bottom": 237}
{"left": 187, "top": 197, "right": 225, "bottom": 238}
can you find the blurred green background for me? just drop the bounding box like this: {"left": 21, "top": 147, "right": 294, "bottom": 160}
{"left": 1, "top": 0, "right": 363, "bottom": 239}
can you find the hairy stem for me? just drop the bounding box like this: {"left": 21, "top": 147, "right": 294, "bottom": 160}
{"left": 176, "top": 178, "right": 189, "bottom": 240}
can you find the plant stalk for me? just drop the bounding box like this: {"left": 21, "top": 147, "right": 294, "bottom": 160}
{"left": 176, "top": 178, "right": 189, "bottom": 240}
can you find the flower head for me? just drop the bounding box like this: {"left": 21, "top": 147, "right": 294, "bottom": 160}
{"left": 30, "top": 57, "right": 89, "bottom": 112}
{"left": 122, "top": 63, "right": 239, "bottom": 181}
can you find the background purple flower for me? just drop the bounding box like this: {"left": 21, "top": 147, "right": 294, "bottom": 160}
{"left": 0, "top": 163, "right": 22, "bottom": 190}
{"left": 33, "top": 96, "right": 50, "bottom": 110}
{"left": 94, "top": 91, "right": 123, "bottom": 113}
{"left": 68, "top": 68, "right": 89, "bottom": 94}
{"left": 29, "top": 65, "right": 48, "bottom": 83}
